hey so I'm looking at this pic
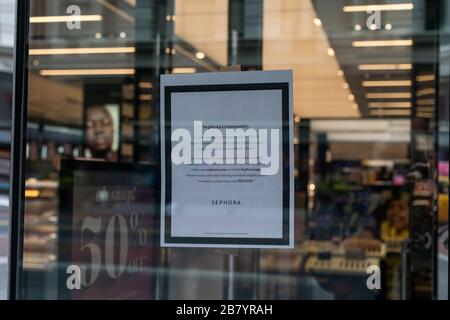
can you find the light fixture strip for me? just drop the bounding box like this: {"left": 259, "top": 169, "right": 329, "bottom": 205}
{"left": 366, "top": 92, "right": 412, "bottom": 99}
{"left": 29, "top": 47, "right": 135, "bottom": 55}
{"left": 343, "top": 4, "right": 414, "bottom": 12}
{"left": 40, "top": 69, "right": 135, "bottom": 76}
{"left": 353, "top": 40, "right": 413, "bottom": 47}
{"left": 30, "top": 15, "right": 102, "bottom": 23}
{"left": 358, "top": 64, "right": 412, "bottom": 71}
{"left": 371, "top": 109, "right": 411, "bottom": 115}
{"left": 362, "top": 80, "right": 412, "bottom": 87}
{"left": 368, "top": 102, "right": 412, "bottom": 108}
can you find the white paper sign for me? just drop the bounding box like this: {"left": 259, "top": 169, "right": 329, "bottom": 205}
{"left": 160, "top": 70, "right": 293, "bottom": 248}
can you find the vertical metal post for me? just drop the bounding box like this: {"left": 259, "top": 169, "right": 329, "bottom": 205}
{"left": 8, "top": 0, "right": 30, "bottom": 300}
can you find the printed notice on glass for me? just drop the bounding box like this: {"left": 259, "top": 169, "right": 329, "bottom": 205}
{"left": 160, "top": 70, "right": 294, "bottom": 248}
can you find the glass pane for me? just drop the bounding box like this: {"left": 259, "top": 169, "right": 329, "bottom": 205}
{"left": 13, "top": 0, "right": 449, "bottom": 299}
{"left": 0, "top": 0, "right": 14, "bottom": 300}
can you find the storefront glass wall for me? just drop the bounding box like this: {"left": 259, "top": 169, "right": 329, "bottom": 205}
{"left": 8, "top": 0, "right": 449, "bottom": 299}
{"left": 0, "top": 0, "right": 15, "bottom": 300}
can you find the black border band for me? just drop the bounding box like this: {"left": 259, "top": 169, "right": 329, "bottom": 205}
{"left": 164, "top": 82, "right": 290, "bottom": 246}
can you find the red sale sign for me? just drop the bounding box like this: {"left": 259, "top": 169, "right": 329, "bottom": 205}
{"left": 58, "top": 160, "right": 159, "bottom": 300}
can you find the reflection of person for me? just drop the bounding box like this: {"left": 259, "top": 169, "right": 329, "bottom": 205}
{"left": 86, "top": 106, "right": 117, "bottom": 161}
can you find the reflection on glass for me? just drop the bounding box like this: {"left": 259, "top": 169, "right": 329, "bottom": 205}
{"left": 15, "top": 0, "right": 450, "bottom": 300}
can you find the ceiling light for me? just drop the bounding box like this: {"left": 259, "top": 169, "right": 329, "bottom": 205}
{"left": 313, "top": 18, "right": 322, "bottom": 27}
{"left": 366, "top": 92, "right": 411, "bottom": 99}
{"left": 362, "top": 80, "right": 412, "bottom": 87}
{"left": 195, "top": 51, "right": 206, "bottom": 60}
{"left": 385, "top": 23, "right": 393, "bottom": 30}
{"left": 358, "top": 64, "right": 412, "bottom": 70}
{"left": 348, "top": 94, "right": 355, "bottom": 101}
{"left": 343, "top": 4, "right": 414, "bottom": 12}
{"left": 95, "top": 32, "right": 102, "bottom": 39}
{"left": 368, "top": 102, "right": 412, "bottom": 108}
{"left": 369, "top": 24, "right": 378, "bottom": 31}
{"left": 417, "top": 88, "right": 435, "bottom": 96}
{"left": 337, "top": 70, "right": 344, "bottom": 76}
{"left": 29, "top": 47, "right": 135, "bottom": 55}
{"left": 352, "top": 40, "right": 413, "bottom": 47}
{"left": 343, "top": 83, "right": 349, "bottom": 89}
{"left": 353, "top": 103, "right": 359, "bottom": 110}
{"left": 40, "top": 69, "right": 135, "bottom": 76}
{"left": 119, "top": 32, "right": 127, "bottom": 38}
{"left": 417, "top": 112, "right": 434, "bottom": 118}
{"left": 416, "top": 74, "right": 435, "bottom": 82}
{"left": 25, "top": 189, "right": 40, "bottom": 198}
{"left": 416, "top": 99, "right": 435, "bottom": 106}
{"left": 172, "top": 67, "right": 197, "bottom": 74}
{"left": 139, "top": 94, "right": 153, "bottom": 101}
{"left": 327, "top": 48, "right": 335, "bottom": 56}
{"left": 371, "top": 109, "right": 411, "bottom": 116}
{"left": 138, "top": 82, "right": 153, "bottom": 89}
{"left": 30, "top": 15, "right": 102, "bottom": 23}
{"left": 354, "top": 24, "right": 362, "bottom": 31}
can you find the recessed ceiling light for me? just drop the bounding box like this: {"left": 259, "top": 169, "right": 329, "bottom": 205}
{"left": 195, "top": 51, "right": 206, "bottom": 60}
{"left": 343, "top": 83, "right": 349, "bottom": 89}
{"left": 369, "top": 24, "right": 378, "bottom": 31}
{"left": 352, "top": 103, "right": 359, "bottom": 110}
{"left": 119, "top": 32, "right": 127, "bottom": 38}
{"left": 354, "top": 24, "right": 362, "bottom": 31}
{"left": 313, "top": 18, "right": 322, "bottom": 27}
{"left": 348, "top": 94, "right": 355, "bottom": 101}
{"left": 337, "top": 70, "right": 344, "bottom": 76}
{"left": 95, "top": 32, "right": 102, "bottom": 39}
{"left": 327, "top": 48, "right": 335, "bottom": 56}
{"left": 385, "top": 23, "right": 393, "bottom": 30}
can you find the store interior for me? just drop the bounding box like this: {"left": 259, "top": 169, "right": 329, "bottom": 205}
{"left": 11, "top": 0, "right": 449, "bottom": 299}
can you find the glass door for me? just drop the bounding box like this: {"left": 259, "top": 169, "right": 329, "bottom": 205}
{"left": 8, "top": 0, "right": 449, "bottom": 299}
